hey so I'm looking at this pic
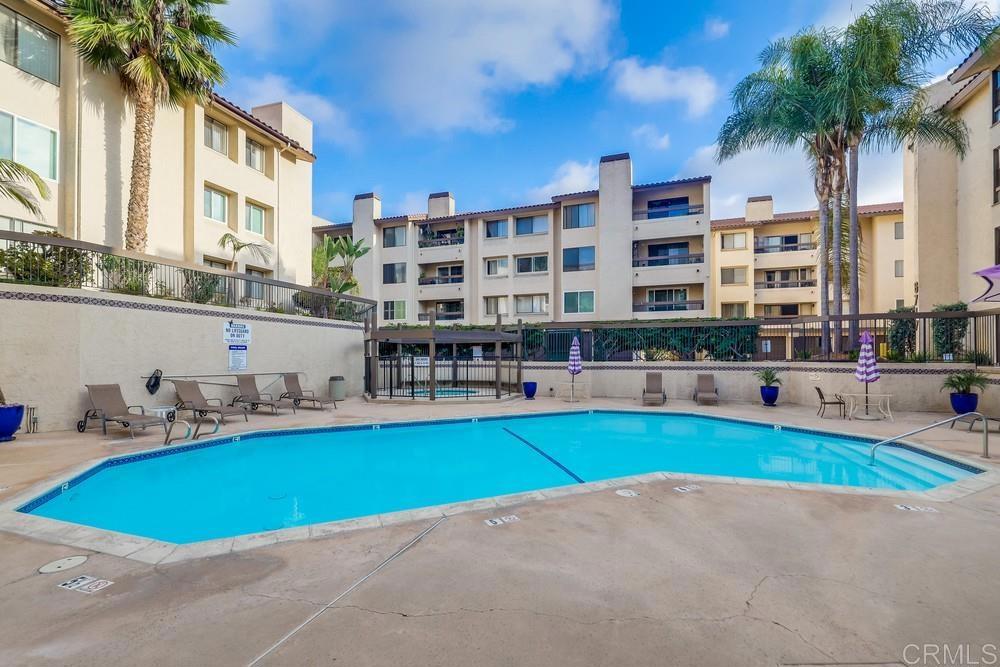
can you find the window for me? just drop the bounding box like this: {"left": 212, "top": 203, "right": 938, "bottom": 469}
{"left": 436, "top": 265, "right": 463, "bottom": 278}
{"left": 515, "top": 254, "right": 548, "bottom": 274}
{"left": 1, "top": 215, "right": 55, "bottom": 234}
{"left": 895, "top": 299, "right": 905, "bottom": 310}
{"left": 763, "top": 304, "right": 799, "bottom": 317}
{"left": 720, "top": 267, "right": 747, "bottom": 285}
{"left": 562, "top": 246, "right": 595, "bottom": 272}
{"left": 515, "top": 294, "right": 548, "bottom": 314}
{"left": 763, "top": 268, "right": 813, "bottom": 285}
{"left": 245, "top": 267, "right": 269, "bottom": 300}
{"left": 245, "top": 202, "right": 265, "bottom": 235}
{"left": 485, "top": 296, "right": 508, "bottom": 316}
{"left": 382, "top": 262, "right": 406, "bottom": 284}
{"left": 994, "top": 147, "right": 1000, "bottom": 205}
{"left": 485, "top": 257, "right": 508, "bottom": 277}
{"left": 203, "top": 257, "right": 228, "bottom": 271}
{"left": 203, "top": 187, "right": 228, "bottom": 222}
{"left": 721, "top": 232, "right": 746, "bottom": 250}
{"left": 993, "top": 68, "right": 1000, "bottom": 124}
{"left": 204, "top": 117, "right": 228, "bottom": 154}
{"left": 894, "top": 221, "right": 904, "bottom": 240}
{"left": 648, "top": 288, "right": 687, "bottom": 303}
{"left": 485, "top": 219, "right": 508, "bottom": 238}
{"left": 383, "top": 226, "right": 406, "bottom": 248}
{"left": 0, "top": 111, "right": 57, "bottom": 180}
{"left": 515, "top": 214, "right": 548, "bottom": 236}
{"left": 564, "top": 291, "right": 595, "bottom": 314}
{"left": 563, "top": 203, "right": 595, "bottom": 229}
{"left": 647, "top": 196, "right": 690, "bottom": 219}
{"left": 246, "top": 139, "right": 265, "bottom": 172}
{"left": 0, "top": 6, "right": 59, "bottom": 84}
{"left": 721, "top": 302, "right": 747, "bottom": 319}
{"left": 894, "top": 259, "right": 904, "bottom": 278}
{"left": 383, "top": 300, "right": 406, "bottom": 320}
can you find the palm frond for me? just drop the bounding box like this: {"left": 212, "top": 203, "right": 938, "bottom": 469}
{"left": 0, "top": 158, "right": 51, "bottom": 217}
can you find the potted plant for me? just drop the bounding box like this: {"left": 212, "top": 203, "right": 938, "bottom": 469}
{"left": 0, "top": 385, "right": 25, "bottom": 442}
{"left": 522, "top": 381, "right": 538, "bottom": 400}
{"left": 753, "top": 368, "right": 781, "bottom": 407}
{"left": 941, "top": 370, "right": 988, "bottom": 414}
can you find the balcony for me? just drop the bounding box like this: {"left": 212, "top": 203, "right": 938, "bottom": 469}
{"left": 418, "top": 275, "right": 464, "bottom": 286}
{"left": 632, "top": 253, "right": 704, "bottom": 268}
{"left": 632, "top": 300, "right": 705, "bottom": 313}
{"left": 632, "top": 204, "right": 705, "bottom": 220}
{"left": 754, "top": 280, "right": 817, "bottom": 289}
{"left": 418, "top": 234, "right": 464, "bottom": 249}
{"left": 418, "top": 311, "right": 465, "bottom": 321}
{"left": 632, "top": 253, "right": 704, "bottom": 287}
{"left": 754, "top": 242, "right": 816, "bottom": 253}
{"left": 632, "top": 207, "right": 706, "bottom": 241}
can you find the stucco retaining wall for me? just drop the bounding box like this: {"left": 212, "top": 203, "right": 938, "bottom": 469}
{"left": 0, "top": 285, "right": 365, "bottom": 432}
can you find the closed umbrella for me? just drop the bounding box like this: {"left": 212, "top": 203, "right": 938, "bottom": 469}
{"left": 854, "top": 330, "right": 881, "bottom": 419}
{"left": 567, "top": 336, "right": 583, "bottom": 403}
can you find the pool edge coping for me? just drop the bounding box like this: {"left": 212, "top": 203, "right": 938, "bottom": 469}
{"left": 1, "top": 407, "right": 997, "bottom": 564}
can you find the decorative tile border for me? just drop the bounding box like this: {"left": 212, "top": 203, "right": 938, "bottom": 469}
{"left": 522, "top": 362, "right": 967, "bottom": 375}
{"left": 0, "top": 290, "right": 364, "bottom": 331}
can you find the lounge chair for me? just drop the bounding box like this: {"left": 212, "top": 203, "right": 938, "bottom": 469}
{"left": 641, "top": 372, "right": 666, "bottom": 406}
{"left": 78, "top": 384, "right": 170, "bottom": 438}
{"left": 949, "top": 413, "right": 1000, "bottom": 432}
{"left": 280, "top": 373, "right": 338, "bottom": 410}
{"left": 172, "top": 379, "right": 249, "bottom": 424}
{"left": 692, "top": 374, "right": 719, "bottom": 406}
{"left": 815, "top": 387, "right": 845, "bottom": 418}
{"left": 231, "top": 375, "right": 296, "bottom": 414}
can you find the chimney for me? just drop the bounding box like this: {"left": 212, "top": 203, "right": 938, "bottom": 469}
{"left": 745, "top": 195, "right": 774, "bottom": 222}
{"left": 353, "top": 192, "right": 382, "bottom": 226}
{"left": 251, "top": 102, "right": 314, "bottom": 152}
{"left": 428, "top": 192, "right": 455, "bottom": 218}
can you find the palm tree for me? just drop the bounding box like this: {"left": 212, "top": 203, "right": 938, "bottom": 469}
{"left": 217, "top": 232, "right": 271, "bottom": 271}
{"left": 65, "top": 0, "right": 234, "bottom": 252}
{"left": 0, "top": 158, "right": 50, "bottom": 217}
{"left": 328, "top": 236, "right": 370, "bottom": 294}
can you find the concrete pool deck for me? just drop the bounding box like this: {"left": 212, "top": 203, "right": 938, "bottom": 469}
{"left": 1, "top": 398, "right": 999, "bottom": 665}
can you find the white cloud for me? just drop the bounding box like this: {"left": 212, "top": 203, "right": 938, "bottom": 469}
{"left": 679, "top": 144, "right": 902, "bottom": 218}
{"left": 611, "top": 57, "right": 719, "bottom": 117}
{"left": 215, "top": 0, "right": 338, "bottom": 55}
{"left": 704, "top": 17, "right": 731, "bottom": 39}
{"left": 226, "top": 74, "right": 360, "bottom": 150}
{"left": 368, "top": 0, "right": 615, "bottom": 133}
{"left": 391, "top": 192, "right": 428, "bottom": 217}
{"left": 631, "top": 124, "right": 671, "bottom": 151}
{"left": 528, "top": 160, "right": 599, "bottom": 201}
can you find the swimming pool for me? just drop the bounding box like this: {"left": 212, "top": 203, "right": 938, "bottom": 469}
{"left": 20, "top": 411, "right": 979, "bottom": 543}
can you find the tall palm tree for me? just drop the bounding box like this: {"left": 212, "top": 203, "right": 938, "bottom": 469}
{"left": 0, "top": 158, "right": 50, "bottom": 217}
{"left": 65, "top": 0, "right": 234, "bottom": 252}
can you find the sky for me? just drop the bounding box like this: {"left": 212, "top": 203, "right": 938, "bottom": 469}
{"left": 213, "top": 0, "right": 995, "bottom": 223}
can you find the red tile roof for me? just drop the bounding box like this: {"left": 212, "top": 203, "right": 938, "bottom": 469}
{"left": 711, "top": 201, "right": 903, "bottom": 230}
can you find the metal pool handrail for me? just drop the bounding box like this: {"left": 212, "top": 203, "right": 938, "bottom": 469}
{"left": 869, "top": 412, "right": 989, "bottom": 465}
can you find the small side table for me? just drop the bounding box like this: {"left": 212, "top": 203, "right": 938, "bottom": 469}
{"left": 147, "top": 406, "right": 177, "bottom": 422}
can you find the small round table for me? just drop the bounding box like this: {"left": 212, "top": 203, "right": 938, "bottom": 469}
{"left": 842, "top": 393, "right": 893, "bottom": 421}
{"left": 146, "top": 406, "right": 177, "bottom": 422}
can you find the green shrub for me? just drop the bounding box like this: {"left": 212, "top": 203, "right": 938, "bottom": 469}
{"left": 962, "top": 350, "right": 994, "bottom": 367}
{"left": 98, "top": 255, "right": 154, "bottom": 295}
{"left": 0, "top": 232, "right": 92, "bottom": 287}
{"left": 180, "top": 269, "right": 221, "bottom": 304}
{"left": 887, "top": 306, "right": 917, "bottom": 359}
{"left": 931, "top": 302, "right": 969, "bottom": 358}
{"left": 753, "top": 368, "right": 781, "bottom": 386}
{"left": 941, "top": 370, "right": 988, "bottom": 395}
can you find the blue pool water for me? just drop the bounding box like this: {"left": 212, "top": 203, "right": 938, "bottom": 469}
{"left": 22, "top": 411, "right": 978, "bottom": 543}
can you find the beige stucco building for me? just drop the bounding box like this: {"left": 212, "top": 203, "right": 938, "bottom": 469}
{"left": 903, "top": 47, "right": 1000, "bottom": 310}
{"left": 1, "top": 0, "right": 318, "bottom": 285}
{"left": 710, "top": 197, "right": 906, "bottom": 319}
{"left": 315, "top": 153, "right": 714, "bottom": 325}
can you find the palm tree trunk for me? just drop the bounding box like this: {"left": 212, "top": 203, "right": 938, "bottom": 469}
{"left": 831, "top": 190, "right": 843, "bottom": 353}
{"left": 125, "top": 87, "right": 156, "bottom": 252}
{"left": 848, "top": 143, "right": 860, "bottom": 344}
{"left": 817, "top": 198, "right": 830, "bottom": 357}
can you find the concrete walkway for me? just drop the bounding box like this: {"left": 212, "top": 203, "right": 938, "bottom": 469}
{"left": 1, "top": 398, "right": 998, "bottom": 665}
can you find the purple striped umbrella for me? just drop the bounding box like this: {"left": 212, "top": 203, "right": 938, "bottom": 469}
{"left": 854, "top": 330, "right": 881, "bottom": 417}
{"left": 973, "top": 264, "right": 1000, "bottom": 302}
{"left": 568, "top": 336, "right": 583, "bottom": 402}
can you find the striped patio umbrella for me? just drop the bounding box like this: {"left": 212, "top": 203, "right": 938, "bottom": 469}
{"left": 568, "top": 336, "right": 583, "bottom": 402}
{"left": 854, "top": 330, "right": 881, "bottom": 417}
{"left": 972, "top": 264, "right": 1000, "bottom": 302}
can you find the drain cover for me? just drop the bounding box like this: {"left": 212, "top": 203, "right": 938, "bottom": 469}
{"left": 615, "top": 489, "right": 640, "bottom": 497}
{"left": 39, "top": 556, "right": 88, "bottom": 574}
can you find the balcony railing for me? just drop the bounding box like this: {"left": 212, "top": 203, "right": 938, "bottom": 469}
{"left": 633, "top": 204, "right": 705, "bottom": 221}
{"left": 418, "top": 312, "right": 465, "bottom": 321}
{"left": 418, "top": 235, "right": 464, "bottom": 248}
{"left": 632, "top": 300, "right": 705, "bottom": 313}
{"left": 418, "top": 275, "right": 465, "bottom": 285}
{"left": 0, "top": 230, "right": 376, "bottom": 323}
{"left": 754, "top": 242, "right": 816, "bottom": 254}
{"left": 633, "top": 253, "right": 704, "bottom": 268}
{"left": 754, "top": 280, "right": 817, "bottom": 289}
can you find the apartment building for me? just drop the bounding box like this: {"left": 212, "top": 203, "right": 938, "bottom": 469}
{"left": 903, "top": 47, "right": 1000, "bottom": 310}
{"left": 333, "top": 153, "right": 713, "bottom": 325}
{"left": 710, "top": 197, "right": 905, "bottom": 319}
{"left": 0, "top": 0, "right": 317, "bottom": 285}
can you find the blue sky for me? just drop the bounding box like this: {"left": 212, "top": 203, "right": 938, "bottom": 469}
{"left": 214, "top": 0, "right": 988, "bottom": 222}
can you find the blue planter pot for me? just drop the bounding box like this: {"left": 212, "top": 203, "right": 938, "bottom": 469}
{"left": 522, "top": 382, "right": 538, "bottom": 400}
{"left": 0, "top": 404, "right": 25, "bottom": 442}
{"left": 949, "top": 392, "right": 979, "bottom": 415}
{"left": 760, "top": 386, "right": 779, "bottom": 406}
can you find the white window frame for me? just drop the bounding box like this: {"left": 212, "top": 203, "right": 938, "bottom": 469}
{"left": 721, "top": 302, "right": 747, "bottom": 319}
{"left": 485, "top": 219, "right": 508, "bottom": 239}
{"left": 0, "top": 108, "right": 58, "bottom": 181}
{"left": 485, "top": 256, "right": 509, "bottom": 277}
{"left": 245, "top": 202, "right": 266, "bottom": 236}
{"left": 721, "top": 232, "right": 747, "bottom": 250}
{"left": 204, "top": 116, "right": 229, "bottom": 154}
{"left": 894, "top": 259, "right": 904, "bottom": 277}
{"left": 720, "top": 266, "right": 747, "bottom": 285}
{"left": 484, "top": 296, "right": 508, "bottom": 316}
{"left": 246, "top": 138, "right": 265, "bottom": 172}
{"left": 563, "top": 290, "right": 595, "bottom": 314}
{"left": 894, "top": 221, "right": 904, "bottom": 240}
{"left": 514, "top": 215, "right": 548, "bottom": 236}
{"left": 383, "top": 300, "right": 406, "bottom": 320}
{"left": 515, "top": 294, "right": 548, "bottom": 315}
{"left": 0, "top": 6, "right": 60, "bottom": 85}
{"left": 204, "top": 186, "right": 228, "bottom": 223}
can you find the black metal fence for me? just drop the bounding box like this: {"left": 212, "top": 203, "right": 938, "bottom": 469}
{"left": 523, "top": 309, "right": 1000, "bottom": 365}
{"left": 0, "top": 230, "right": 376, "bottom": 324}
{"left": 366, "top": 355, "right": 520, "bottom": 399}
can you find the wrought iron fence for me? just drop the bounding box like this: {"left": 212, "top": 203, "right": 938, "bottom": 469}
{"left": 366, "top": 354, "right": 520, "bottom": 399}
{"left": 522, "top": 309, "right": 1000, "bottom": 365}
{"left": 0, "top": 230, "right": 376, "bottom": 324}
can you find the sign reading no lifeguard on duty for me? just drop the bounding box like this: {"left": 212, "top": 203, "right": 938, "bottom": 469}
{"left": 224, "top": 321, "right": 252, "bottom": 345}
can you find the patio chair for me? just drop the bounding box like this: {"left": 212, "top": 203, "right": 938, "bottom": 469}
{"left": 949, "top": 413, "right": 1000, "bottom": 432}
{"left": 78, "top": 384, "right": 170, "bottom": 438}
{"left": 692, "top": 374, "right": 719, "bottom": 406}
{"left": 815, "top": 387, "right": 846, "bottom": 419}
{"left": 172, "top": 379, "right": 249, "bottom": 424}
{"left": 641, "top": 372, "right": 666, "bottom": 406}
{"left": 280, "top": 373, "right": 338, "bottom": 410}
{"left": 231, "top": 375, "right": 296, "bottom": 415}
